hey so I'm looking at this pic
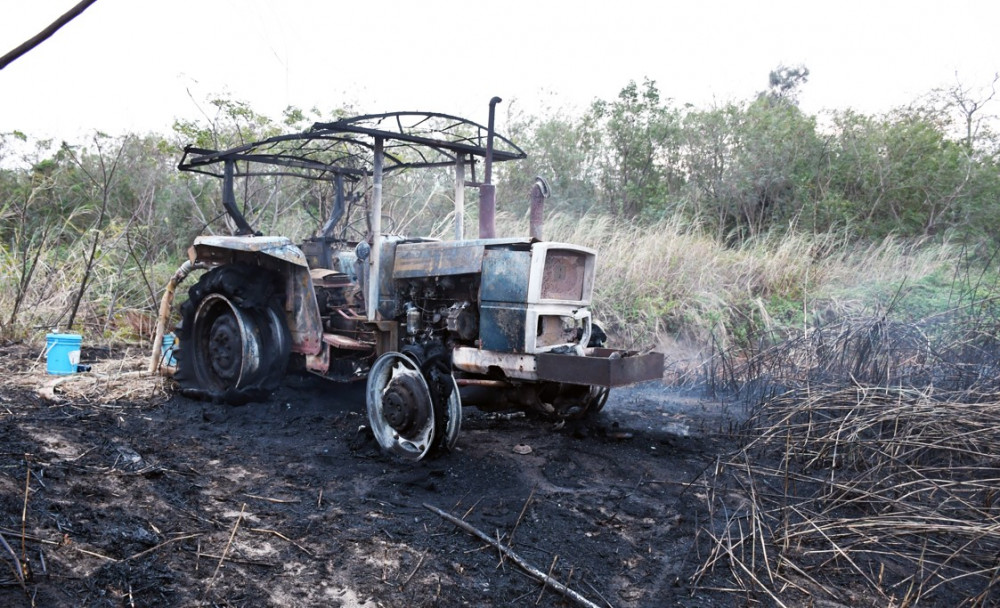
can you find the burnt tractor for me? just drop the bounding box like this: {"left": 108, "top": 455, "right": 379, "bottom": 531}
{"left": 150, "top": 99, "right": 663, "bottom": 460}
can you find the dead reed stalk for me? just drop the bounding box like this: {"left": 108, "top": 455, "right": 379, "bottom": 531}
{"left": 696, "top": 311, "right": 1000, "bottom": 606}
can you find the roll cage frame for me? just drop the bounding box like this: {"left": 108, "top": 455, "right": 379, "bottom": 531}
{"left": 177, "top": 109, "right": 526, "bottom": 238}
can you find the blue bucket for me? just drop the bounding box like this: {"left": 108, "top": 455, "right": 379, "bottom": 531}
{"left": 161, "top": 333, "right": 177, "bottom": 367}
{"left": 46, "top": 333, "right": 82, "bottom": 375}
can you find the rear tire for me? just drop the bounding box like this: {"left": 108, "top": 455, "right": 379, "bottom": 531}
{"left": 175, "top": 264, "right": 290, "bottom": 404}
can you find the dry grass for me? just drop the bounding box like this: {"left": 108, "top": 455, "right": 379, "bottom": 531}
{"left": 695, "top": 309, "right": 1000, "bottom": 606}
{"left": 0, "top": 229, "right": 176, "bottom": 345}
{"left": 5, "top": 345, "right": 170, "bottom": 405}
{"left": 496, "top": 213, "right": 959, "bottom": 381}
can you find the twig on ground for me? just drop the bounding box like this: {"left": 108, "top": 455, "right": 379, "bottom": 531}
{"left": 206, "top": 503, "right": 246, "bottom": 593}
{"left": 461, "top": 497, "right": 483, "bottom": 520}
{"left": 424, "top": 502, "right": 602, "bottom": 608}
{"left": 190, "top": 551, "right": 275, "bottom": 567}
{"left": 495, "top": 529, "right": 506, "bottom": 570}
{"left": 124, "top": 533, "right": 202, "bottom": 562}
{"left": 244, "top": 493, "right": 300, "bottom": 504}
{"left": 399, "top": 550, "right": 427, "bottom": 589}
{"left": 509, "top": 484, "right": 536, "bottom": 548}
{"left": 583, "top": 578, "right": 615, "bottom": 608}
{"left": 536, "top": 554, "right": 559, "bottom": 605}
{"left": 249, "top": 528, "right": 313, "bottom": 557}
{"left": 21, "top": 456, "right": 31, "bottom": 566}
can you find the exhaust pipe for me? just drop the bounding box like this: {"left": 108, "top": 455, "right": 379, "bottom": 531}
{"left": 529, "top": 176, "right": 550, "bottom": 241}
{"left": 479, "top": 96, "right": 502, "bottom": 239}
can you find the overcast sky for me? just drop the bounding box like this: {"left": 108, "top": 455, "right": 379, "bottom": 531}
{"left": 1, "top": 0, "right": 998, "bottom": 140}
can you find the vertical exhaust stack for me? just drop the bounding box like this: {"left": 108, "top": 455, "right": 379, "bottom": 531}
{"left": 479, "top": 96, "right": 502, "bottom": 239}
{"left": 529, "top": 176, "right": 550, "bottom": 241}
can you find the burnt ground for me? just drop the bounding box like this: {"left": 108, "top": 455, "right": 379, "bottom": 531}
{"left": 0, "top": 343, "right": 749, "bottom": 608}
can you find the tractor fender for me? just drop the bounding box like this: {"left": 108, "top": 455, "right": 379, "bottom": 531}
{"left": 188, "top": 235, "right": 323, "bottom": 356}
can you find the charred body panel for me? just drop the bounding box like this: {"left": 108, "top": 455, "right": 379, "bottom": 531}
{"left": 187, "top": 235, "right": 323, "bottom": 357}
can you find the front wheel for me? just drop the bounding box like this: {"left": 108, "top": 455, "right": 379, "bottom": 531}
{"left": 175, "top": 264, "right": 290, "bottom": 403}
{"left": 366, "top": 352, "right": 461, "bottom": 460}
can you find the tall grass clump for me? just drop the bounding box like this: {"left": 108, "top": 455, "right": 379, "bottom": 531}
{"left": 499, "top": 211, "right": 962, "bottom": 379}
{"left": 0, "top": 226, "right": 184, "bottom": 345}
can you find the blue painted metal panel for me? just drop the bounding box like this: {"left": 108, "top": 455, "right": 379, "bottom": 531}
{"left": 480, "top": 303, "right": 527, "bottom": 352}
{"left": 481, "top": 249, "right": 531, "bottom": 303}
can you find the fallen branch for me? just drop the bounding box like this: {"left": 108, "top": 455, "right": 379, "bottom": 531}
{"left": 423, "top": 502, "right": 603, "bottom": 608}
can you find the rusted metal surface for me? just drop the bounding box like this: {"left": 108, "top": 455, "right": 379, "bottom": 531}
{"left": 478, "top": 184, "right": 496, "bottom": 239}
{"left": 529, "top": 177, "right": 549, "bottom": 241}
{"left": 393, "top": 241, "right": 485, "bottom": 279}
{"left": 455, "top": 378, "right": 511, "bottom": 388}
{"left": 536, "top": 349, "right": 664, "bottom": 387}
{"left": 393, "top": 239, "right": 531, "bottom": 280}
{"left": 374, "top": 321, "right": 399, "bottom": 357}
{"left": 285, "top": 264, "right": 323, "bottom": 356}
{"left": 479, "top": 303, "right": 528, "bottom": 353}
{"left": 454, "top": 158, "right": 465, "bottom": 240}
{"left": 452, "top": 346, "right": 539, "bottom": 380}
{"left": 305, "top": 345, "right": 329, "bottom": 374}
{"left": 309, "top": 267, "right": 350, "bottom": 286}
{"left": 191, "top": 235, "right": 309, "bottom": 267}
{"left": 524, "top": 305, "right": 591, "bottom": 354}
{"left": 322, "top": 333, "right": 374, "bottom": 351}
{"left": 368, "top": 136, "right": 384, "bottom": 322}
{"left": 541, "top": 250, "right": 588, "bottom": 301}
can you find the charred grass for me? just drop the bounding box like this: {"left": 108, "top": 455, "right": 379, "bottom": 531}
{"left": 695, "top": 271, "right": 1000, "bottom": 606}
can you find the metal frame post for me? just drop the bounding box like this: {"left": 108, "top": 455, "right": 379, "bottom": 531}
{"left": 454, "top": 155, "right": 465, "bottom": 241}
{"left": 368, "top": 137, "right": 384, "bottom": 321}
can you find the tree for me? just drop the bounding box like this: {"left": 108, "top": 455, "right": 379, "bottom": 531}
{"left": 585, "top": 79, "right": 684, "bottom": 218}
{"left": 942, "top": 72, "right": 999, "bottom": 153}
{"left": 497, "top": 106, "right": 596, "bottom": 219}
{"left": 62, "top": 134, "right": 129, "bottom": 330}
{"left": 0, "top": 134, "right": 65, "bottom": 337}
{"left": 681, "top": 98, "right": 823, "bottom": 241}
{"left": 824, "top": 106, "right": 1000, "bottom": 240}
{"left": 762, "top": 64, "right": 810, "bottom": 105}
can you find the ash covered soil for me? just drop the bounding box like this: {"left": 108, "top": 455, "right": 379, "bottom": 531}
{"left": 0, "top": 343, "right": 746, "bottom": 607}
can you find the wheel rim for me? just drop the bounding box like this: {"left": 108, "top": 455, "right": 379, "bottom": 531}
{"left": 207, "top": 313, "right": 242, "bottom": 381}
{"left": 192, "top": 293, "right": 263, "bottom": 392}
{"left": 367, "top": 353, "right": 435, "bottom": 460}
{"left": 441, "top": 374, "right": 462, "bottom": 451}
